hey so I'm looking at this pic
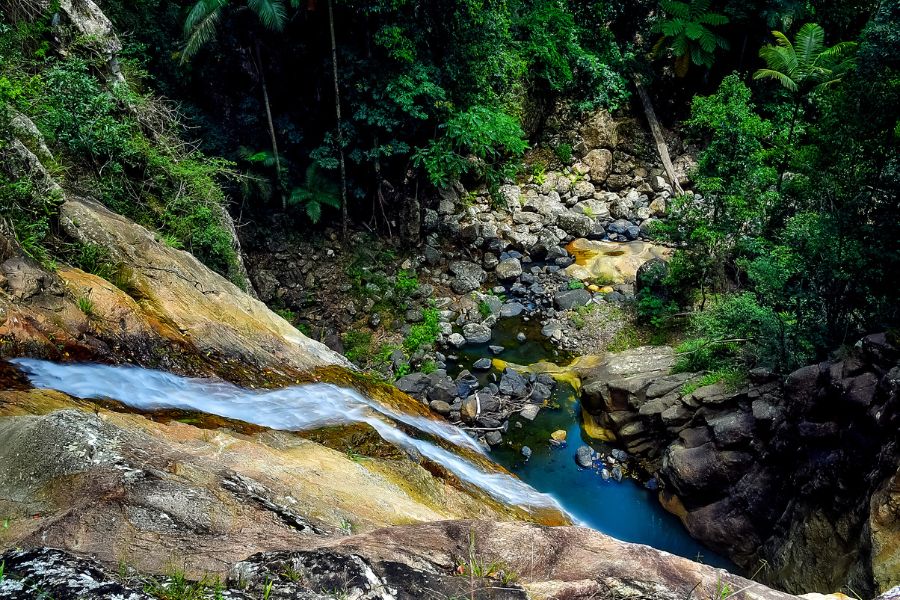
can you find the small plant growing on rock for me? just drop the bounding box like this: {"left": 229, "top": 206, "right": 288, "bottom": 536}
{"left": 403, "top": 305, "right": 440, "bottom": 353}
{"left": 76, "top": 295, "right": 96, "bottom": 318}
{"left": 454, "top": 529, "right": 519, "bottom": 597}
{"left": 567, "top": 280, "right": 585, "bottom": 290}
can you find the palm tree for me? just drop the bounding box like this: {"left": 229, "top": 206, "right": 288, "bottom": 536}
{"left": 653, "top": 0, "right": 730, "bottom": 77}
{"left": 754, "top": 23, "right": 857, "bottom": 187}
{"left": 288, "top": 164, "right": 340, "bottom": 224}
{"left": 182, "top": 0, "right": 299, "bottom": 208}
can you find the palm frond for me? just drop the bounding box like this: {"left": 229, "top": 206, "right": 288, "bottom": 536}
{"left": 817, "top": 40, "right": 857, "bottom": 69}
{"left": 305, "top": 200, "right": 322, "bottom": 224}
{"left": 753, "top": 68, "right": 798, "bottom": 92}
{"left": 794, "top": 22, "right": 824, "bottom": 69}
{"left": 759, "top": 43, "right": 796, "bottom": 76}
{"left": 182, "top": 0, "right": 227, "bottom": 62}
{"left": 248, "top": 0, "right": 287, "bottom": 30}
{"left": 184, "top": 0, "right": 227, "bottom": 33}
{"left": 770, "top": 30, "right": 794, "bottom": 51}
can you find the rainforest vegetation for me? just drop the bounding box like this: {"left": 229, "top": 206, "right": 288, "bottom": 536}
{"left": 0, "top": 0, "right": 897, "bottom": 376}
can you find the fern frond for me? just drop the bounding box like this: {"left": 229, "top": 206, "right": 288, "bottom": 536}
{"left": 661, "top": 0, "right": 691, "bottom": 19}
{"left": 698, "top": 12, "right": 729, "bottom": 26}
{"left": 795, "top": 22, "right": 824, "bottom": 69}
{"left": 684, "top": 21, "right": 705, "bottom": 40}
{"left": 753, "top": 68, "right": 798, "bottom": 92}
{"left": 759, "top": 44, "right": 796, "bottom": 76}
{"left": 691, "top": 0, "right": 711, "bottom": 17}
{"left": 305, "top": 200, "right": 322, "bottom": 224}
{"left": 248, "top": 0, "right": 287, "bottom": 30}
{"left": 698, "top": 30, "right": 717, "bottom": 52}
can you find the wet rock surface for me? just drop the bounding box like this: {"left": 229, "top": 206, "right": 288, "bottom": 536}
{"left": 0, "top": 519, "right": 803, "bottom": 600}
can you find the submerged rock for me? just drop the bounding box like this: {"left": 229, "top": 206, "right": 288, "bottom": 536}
{"left": 575, "top": 445, "right": 594, "bottom": 468}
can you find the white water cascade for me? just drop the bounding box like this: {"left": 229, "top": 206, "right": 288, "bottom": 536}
{"left": 11, "top": 358, "right": 566, "bottom": 513}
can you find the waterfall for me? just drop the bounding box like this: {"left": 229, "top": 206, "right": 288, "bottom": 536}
{"left": 11, "top": 358, "right": 566, "bottom": 513}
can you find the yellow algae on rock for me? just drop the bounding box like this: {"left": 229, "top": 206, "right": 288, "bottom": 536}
{"left": 564, "top": 239, "right": 672, "bottom": 284}
{"left": 551, "top": 430, "right": 567, "bottom": 442}
{"left": 581, "top": 408, "right": 616, "bottom": 441}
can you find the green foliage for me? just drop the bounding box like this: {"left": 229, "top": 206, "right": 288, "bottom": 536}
{"left": 0, "top": 19, "right": 241, "bottom": 281}
{"left": 143, "top": 570, "right": 222, "bottom": 600}
{"left": 674, "top": 293, "right": 808, "bottom": 372}
{"left": 76, "top": 295, "right": 97, "bottom": 318}
{"left": 553, "top": 143, "right": 572, "bottom": 165}
{"left": 182, "top": 0, "right": 300, "bottom": 61}
{"left": 0, "top": 172, "right": 59, "bottom": 262}
{"left": 403, "top": 306, "right": 440, "bottom": 353}
{"left": 636, "top": 291, "right": 678, "bottom": 330}
{"left": 393, "top": 270, "right": 419, "bottom": 297}
{"left": 754, "top": 23, "right": 858, "bottom": 94}
{"left": 660, "top": 75, "right": 778, "bottom": 299}
{"left": 342, "top": 329, "right": 374, "bottom": 364}
{"left": 680, "top": 368, "right": 745, "bottom": 395}
{"left": 72, "top": 243, "right": 116, "bottom": 280}
{"left": 413, "top": 105, "right": 527, "bottom": 191}
{"left": 288, "top": 164, "right": 341, "bottom": 224}
{"left": 653, "top": 0, "right": 730, "bottom": 76}
{"left": 567, "top": 279, "right": 585, "bottom": 290}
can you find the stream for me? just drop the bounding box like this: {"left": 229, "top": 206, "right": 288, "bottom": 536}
{"left": 448, "top": 315, "right": 737, "bottom": 571}
{"left": 13, "top": 343, "right": 735, "bottom": 571}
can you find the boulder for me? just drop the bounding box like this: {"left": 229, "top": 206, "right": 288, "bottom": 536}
{"left": 449, "top": 261, "right": 486, "bottom": 294}
{"left": 462, "top": 323, "right": 491, "bottom": 344}
{"left": 583, "top": 149, "right": 613, "bottom": 183}
{"left": 499, "top": 368, "right": 529, "bottom": 397}
{"left": 495, "top": 258, "right": 523, "bottom": 281}
{"left": 553, "top": 288, "right": 591, "bottom": 310}
{"left": 575, "top": 445, "right": 594, "bottom": 468}
{"left": 557, "top": 211, "right": 595, "bottom": 238}
{"left": 579, "top": 109, "right": 618, "bottom": 150}
{"left": 565, "top": 239, "right": 672, "bottom": 285}
{"left": 500, "top": 302, "right": 525, "bottom": 318}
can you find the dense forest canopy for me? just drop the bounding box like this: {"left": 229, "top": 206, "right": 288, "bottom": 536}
{"left": 0, "top": 0, "right": 897, "bottom": 374}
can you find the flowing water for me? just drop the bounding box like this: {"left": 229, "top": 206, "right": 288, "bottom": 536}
{"left": 12, "top": 350, "right": 735, "bottom": 571}
{"left": 10, "top": 358, "right": 564, "bottom": 513}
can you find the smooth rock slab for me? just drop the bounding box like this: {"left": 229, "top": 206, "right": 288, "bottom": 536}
{"left": 500, "top": 301, "right": 525, "bottom": 318}
{"left": 554, "top": 288, "right": 592, "bottom": 310}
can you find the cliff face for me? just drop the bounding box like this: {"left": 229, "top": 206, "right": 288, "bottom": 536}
{"left": 578, "top": 338, "right": 900, "bottom": 596}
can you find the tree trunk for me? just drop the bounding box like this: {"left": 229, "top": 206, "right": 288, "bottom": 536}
{"left": 328, "top": 0, "right": 348, "bottom": 241}
{"left": 254, "top": 40, "right": 285, "bottom": 209}
{"left": 633, "top": 75, "right": 684, "bottom": 195}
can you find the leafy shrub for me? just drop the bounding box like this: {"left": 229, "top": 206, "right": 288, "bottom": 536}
{"left": 554, "top": 143, "right": 573, "bottom": 165}
{"left": 674, "top": 293, "right": 805, "bottom": 372}
{"left": 393, "top": 270, "right": 419, "bottom": 297}
{"left": 404, "top": 306, "right": 440, "bottom": 353}
{"left": 413, "top": 105, "right": 527, "bottom": 192}
{"left": 342, "top": 330, "right": 374, "bottom": 364}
